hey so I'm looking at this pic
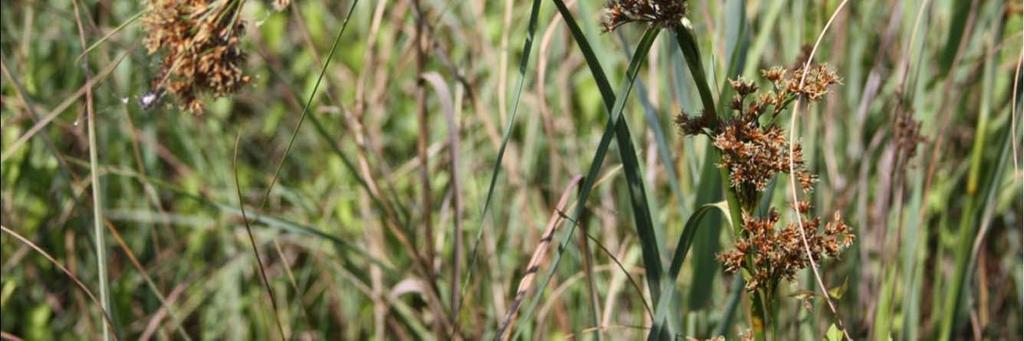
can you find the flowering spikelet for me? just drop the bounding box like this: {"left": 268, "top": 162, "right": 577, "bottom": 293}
{"left": 603, "top": 0, "right": 687, "bottom": 32}
{"left": 717, "top": 208, "right": 853, "bottom": 293}
{"left": 143, "top": 0, "right": 252, "bottom": 114}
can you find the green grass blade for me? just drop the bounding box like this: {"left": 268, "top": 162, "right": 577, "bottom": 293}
{"left": 684, "top": 146, "right": 724, "bottom": 310}
{"left": 713, "top": 275, "right": 745, "bottom": 338}
{"left": 75, "top": 9, "right": 146, "bottom": 63}
{"left": 938, "top": 28, "right": 1012, "bottom": 338}
{"left": 673, "top": 23, "right": 716, "bottom": 117}
{"left": 615, "top": 30, "right": 687, "bottom": 246}
{"left": 459, "top": 0, "right": 544, "bottom": 322}
{"left": 512, "top": 27, "right": 661, "bottom": 340}
{"left": 742, "top": 0, "right": 786, "bottom": 79}
{"left": 649, "top": 203, "right": 728, "bottom": 340}
{"left": 938, "top": 0, "right": 974, "bottom": 77}
{"left": 87, "top": 65, "right": 112, "bottom": 341}
{"left": 79, "top": 162, "right": 397, "bottom": 276}
{"left": 550, "top": 0, "right": 664, "bottom": 297}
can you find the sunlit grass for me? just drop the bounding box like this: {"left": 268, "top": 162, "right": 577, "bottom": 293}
{"left": 0, "top": 0, "right": 1021, "bottom": 339}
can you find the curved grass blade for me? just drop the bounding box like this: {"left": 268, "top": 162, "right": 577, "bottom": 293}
{"left": 511, "top": 27, "right": 661, "bottom": 340}
{"left": 649, "top": 203, "right": 728, "bottom": 340}
{"left": 550, "top": 0, "right": 663, "bottom": 295}
{"left": 673, "top": 23, "right": 716, "bottom": 119}
{"left": 937, "top": 35, "right": 1014, "bottom": 339}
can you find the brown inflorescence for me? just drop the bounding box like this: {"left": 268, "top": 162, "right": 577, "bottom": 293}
{"left": 674, "top": 62, "right": 839, "bottom": 198}
{"left": 673, "top": 61, "right": 850, "bottom": 295}
{"left": 717, "top": 208, "right": 853, "bottom": 293}
{"left": 713, "top": 121, "right": 814, "bottom": 194}
{"left": 143, "top": 0, "right": 253, "bottom": 114}
{"left": 603, "top": 0, "right": 688, "bottom": 32}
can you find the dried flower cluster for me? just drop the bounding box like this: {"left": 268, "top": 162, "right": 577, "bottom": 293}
{"left": 676, "top": 64, "right": 839, "bottom": 201}
{"left": 603, "top": 0, "right": 688, "bottom": 31}
{"left": 718, "top": 208, "right": 853, "bottom": 292}
{"left": 892, "top": 111, "right": 924, "bottom": 159}
{"left": 143, "top": 0, "right": 258, "bottom": 113}
{"left": 715, "top": 121, "right": 812, "bottom": 195}
{"left": 674, "top": 62, "right": 850, "bottom": 294}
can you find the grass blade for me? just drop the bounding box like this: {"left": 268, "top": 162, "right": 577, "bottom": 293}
{"left": 938, "top": 26, "right": 1011, "bottom": 338}
{"left": 459, "top": 0, "right": 544, "bottom": 320}
{"left": 232, "top": 135, "right": 288, "bottom": 341}
{"left": 550, "top": 0, "right": 664, "bottom": 298}
{"left": 649, "top": 203, "right": 728, "bottom": 340}
{"left": 512, "top": 27, "right": 661, "bottom": 340}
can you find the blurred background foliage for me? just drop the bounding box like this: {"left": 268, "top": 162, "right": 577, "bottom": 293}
{"left": 1, "top": 0, "right": 1022, "bottom": 339}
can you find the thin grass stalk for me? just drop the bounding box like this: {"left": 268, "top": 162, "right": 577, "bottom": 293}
{"left": 0, "top": 226, "right": 119, "bottom": 338}
{"left": 102, "top": 220, "right": 191, "bottom": 341}
{"left": 785, "top": 2, "right": 852, "bottom": 340}
{"left": 0, "top": 48, "right": 130, "bottom": 163}
{"left": 412, "top": 3, "right": 437, "bottom": 315}
{"left": 233, "top": 135, "right": 288, "bottom": 341}
{"left": 73, "top": 0, "right": 112, "bottom": 337}
{"left": 649, "top": 204, "right": 727, "bottom": 340}
{"left": 457, "top": 0, "right": 543, "bottom": 324}
{"left": 233, "top": 2, "right": 361, "bottom": 337}
{"left": 578, "top": 204, "right": 603, "bottom": 341}
{"left": 494, "top": 176, "right": 583, "bottom": 341}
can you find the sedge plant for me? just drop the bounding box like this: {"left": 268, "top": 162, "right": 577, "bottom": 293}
{"left": 604, "top": 1, "right": 854, "bottom": 339}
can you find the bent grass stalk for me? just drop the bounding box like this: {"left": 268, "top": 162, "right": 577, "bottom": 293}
{"left": 786, "top": 2, "right": 852, "bottom": 340}
{"left": 0, "top": 226, "right": 118, "bottom": 338}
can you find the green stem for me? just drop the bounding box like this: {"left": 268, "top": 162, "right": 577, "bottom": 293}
{"left": 751, "top": 291, "right": 769, "bottom": 341}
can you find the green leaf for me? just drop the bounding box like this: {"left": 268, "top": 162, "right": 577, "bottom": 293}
{"left": 826, "top": 323, "right": 844, "bottom": 341}
{"left": 649, "top": 203, "right": 728, "bottom": 340}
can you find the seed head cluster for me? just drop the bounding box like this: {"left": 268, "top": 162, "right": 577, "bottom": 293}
{"left": 674, "top": 62, "right": 850, "bottom": 294}
{"left": 143, "top": 0, "right": 260, "bottom": 114}
{"left": 676, "top": 63, "right": 839, "bottom": 199}
{"left": 603, "top": 0, "right": 688, "bottom": 32}
{"left": 718, "top": 208, "right": 853, "bottom": 292}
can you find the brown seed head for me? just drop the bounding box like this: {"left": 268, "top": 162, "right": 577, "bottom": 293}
{"left": 718, "top": 209, "right": 854, "bottom": 293}
{"left": 143, "top": 0, "right": 252, "bottom": 114}
{"left": 603, "top": 0, "right": 688, "bottom": 32}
